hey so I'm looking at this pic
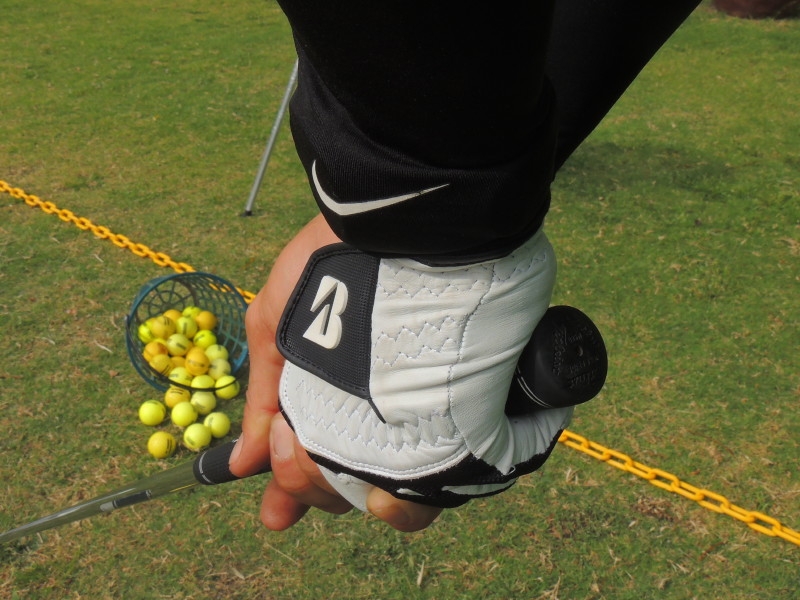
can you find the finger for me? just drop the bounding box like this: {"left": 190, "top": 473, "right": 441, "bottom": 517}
{"left": 228, "top": 292, "right": 284, "bottom": 477}
{"left": 287, "top": 423, "right": 348, "bottom": 499}
{"left": 260, "top": 478, "right": 311, "bottom": 531}
{"left": 366, "top": 488, "right": 443, "bottom": 532}
{"left": 230, "top": 216, "right": 341, "bottom": 477}
{"left": 269, "top": 414, "right": 353, "bottom": 515}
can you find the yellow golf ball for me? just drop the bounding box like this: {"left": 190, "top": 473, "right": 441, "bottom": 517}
{"left": 164, "top": 385, "right": 191, "bottom": 409}
{"left": 194, "top": 310, "right": 218, "bottom": 332}
{"left": 149, "top": 315, "right": 176, "bottom": 339}
{"left": 190, "top": 374, "right": 216, "bottom": 391}
{"left": 208, "top": 358, "right": 232, "bottom": 381}
{"left": 168, "top": 366, "right": 194, "bottom": 387}
{"left": 138, "top": 400, "right": 167, "bottom": 426}
{"left": 147, "top": 431, "right": 177, "bottom": 459}
{"left": 175, "top": 315, "right": 198, "bottom": 338}
{"left": 203, "top": 412, "right": 231, "bottom": 438}
{"left": 215, "top": 375, "right": 240, "bottom": 400}
{"left": 190, "top": 391, "right": 217, "bottom": 416}
{"left": 137, "top": 322, "right": 155, "bottom": 344}
{"left": 170, "top": 401, "right": 198, "bottom": 428}
{"left": 148, "top": 353, "right": 173, "bottom": 376}
{"left": 182, "top": 305, "right": 202, "bottom": 319}
{"left": 183, "top": 423, "right": 212, "bottom": 452}
{"left": 166, "top": 333, "right": 192, "bottom": 357}
{"left": 193, "top": 330, "right": 217, "bottom": 350}
{"left": 204, "top": 344, "right": 229, "bottom": 362}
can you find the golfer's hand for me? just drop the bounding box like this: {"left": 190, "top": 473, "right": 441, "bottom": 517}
{"left": 275, "top": 225, "right": 571, "bottom": 509}
{"left": 229, "top": 215, "right": 441, "bottom": 531}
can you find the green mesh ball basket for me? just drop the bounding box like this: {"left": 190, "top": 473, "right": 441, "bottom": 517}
{"left": 125, "top": 272, "right": 248, "bottom": 392}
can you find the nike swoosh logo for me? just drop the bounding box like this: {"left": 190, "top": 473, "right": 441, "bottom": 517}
{"left": 312, "top": 160, "right": 448, "bottom": 216}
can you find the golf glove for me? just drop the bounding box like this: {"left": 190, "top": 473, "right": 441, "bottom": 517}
{"left": 276, "top": 228, "right": 573, "bottom": 509}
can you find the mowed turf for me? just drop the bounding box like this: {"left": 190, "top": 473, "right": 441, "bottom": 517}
{"left": 1, "top": 2, "right": 798, "bottom": 598}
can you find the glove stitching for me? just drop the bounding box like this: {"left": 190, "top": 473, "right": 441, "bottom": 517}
{"left": 286, "top": 380, "right": 474, "bottom": 479}
{"left": 376, "top": 264, "right": 488, "bottom": 300}
{"left": 446, "top": 241, "right": 548, "bottom": 460}
{"left": 446, "top": 267, "right": 496, "bottom": 413}
{"left": 292, "top": 374, "right": 459, "bottom": 453}
{"left": 373, "top": 321, "right": 460, "bottom": 367}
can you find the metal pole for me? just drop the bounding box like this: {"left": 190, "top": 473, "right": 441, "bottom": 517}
{"left": 242, "top": 58, "right": 299, "bottom": 216}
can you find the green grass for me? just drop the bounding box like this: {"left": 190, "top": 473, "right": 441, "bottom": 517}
{"left": 1, "top": 2, "right": 799, "bottom": 598}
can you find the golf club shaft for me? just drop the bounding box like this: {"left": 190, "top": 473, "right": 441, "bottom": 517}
{"left": 0, "top": 440, "right": 257, "bottom": 544}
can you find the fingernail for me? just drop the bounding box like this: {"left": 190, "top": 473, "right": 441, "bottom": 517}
{"left": 230, "top": 433, "right": 244, "bottom": 464}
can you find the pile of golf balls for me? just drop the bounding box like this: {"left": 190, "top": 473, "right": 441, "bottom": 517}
{"left": 135, "top": 306, "right": 239, "bottom": 458}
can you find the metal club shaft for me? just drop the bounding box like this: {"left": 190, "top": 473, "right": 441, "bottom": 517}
{"left": 0, "top": 441, "right": 252, "bottom": 544}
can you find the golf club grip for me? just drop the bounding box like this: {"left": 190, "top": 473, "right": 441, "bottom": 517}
{"left": 193, "top": 440, "right": 271, "bottom": 486}
{"left": 506, "top": 305, "right": 608, "bottom": 413}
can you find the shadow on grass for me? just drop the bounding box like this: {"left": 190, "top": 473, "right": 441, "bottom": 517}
{"left": 557, "top": 139, "right": 738, "bottom": 203}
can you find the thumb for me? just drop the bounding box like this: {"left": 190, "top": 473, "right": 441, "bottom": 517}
{"left": 228, "top": 288, "right": 285, "bottom": 477}
{"left": 230, "top": 215, "right": 341, "bottom": 478}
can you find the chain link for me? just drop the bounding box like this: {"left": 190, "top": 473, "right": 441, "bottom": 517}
{"left": 4, "top": 179, "right": 798, "bottom": 547}
{"left": 2, "top": 180, "right": 255, "bottom": 303}
{"left": 559, "top": 430, "right": 800, "bottom": 547}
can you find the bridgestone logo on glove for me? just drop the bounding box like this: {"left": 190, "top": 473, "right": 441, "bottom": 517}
{"left": 302, "top": 275, "right": 349, "bottom": 350}
{"left": 279, "top": 245, "right": 379, "bottom": 404}
{"left": 276, "top": 233, "right": 574, "bottom": 509}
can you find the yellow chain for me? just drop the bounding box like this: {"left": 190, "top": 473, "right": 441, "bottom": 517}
{"left": 4, "top": 179, "right": 798, "bottom": 548}
{"left": 1, "top": 180, "right": 255, "bottom": 303}
{"left": 559, "top": 430, "right": 800, "bottom": 547}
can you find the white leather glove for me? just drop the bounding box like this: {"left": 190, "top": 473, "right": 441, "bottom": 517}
{"left": 276, "top": 228, "right": 573, "bottom": 509}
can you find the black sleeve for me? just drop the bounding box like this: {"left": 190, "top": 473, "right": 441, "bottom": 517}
{"left": 547, "top": 0, "right": 702, "bottom": 170}
{"left": 277, "top": 1, "right": 700, "bottom": 263}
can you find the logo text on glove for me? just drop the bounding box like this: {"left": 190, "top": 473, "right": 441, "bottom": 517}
{"left": 303, "top": 275, "right": 348, "bottom": 349}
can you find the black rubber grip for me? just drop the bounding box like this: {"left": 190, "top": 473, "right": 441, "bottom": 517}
{"left": 506, "top": 305, "right": 607, "bottom": 414}
{"left": 192, "top": 440, "right": 271, "bottom": 486}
